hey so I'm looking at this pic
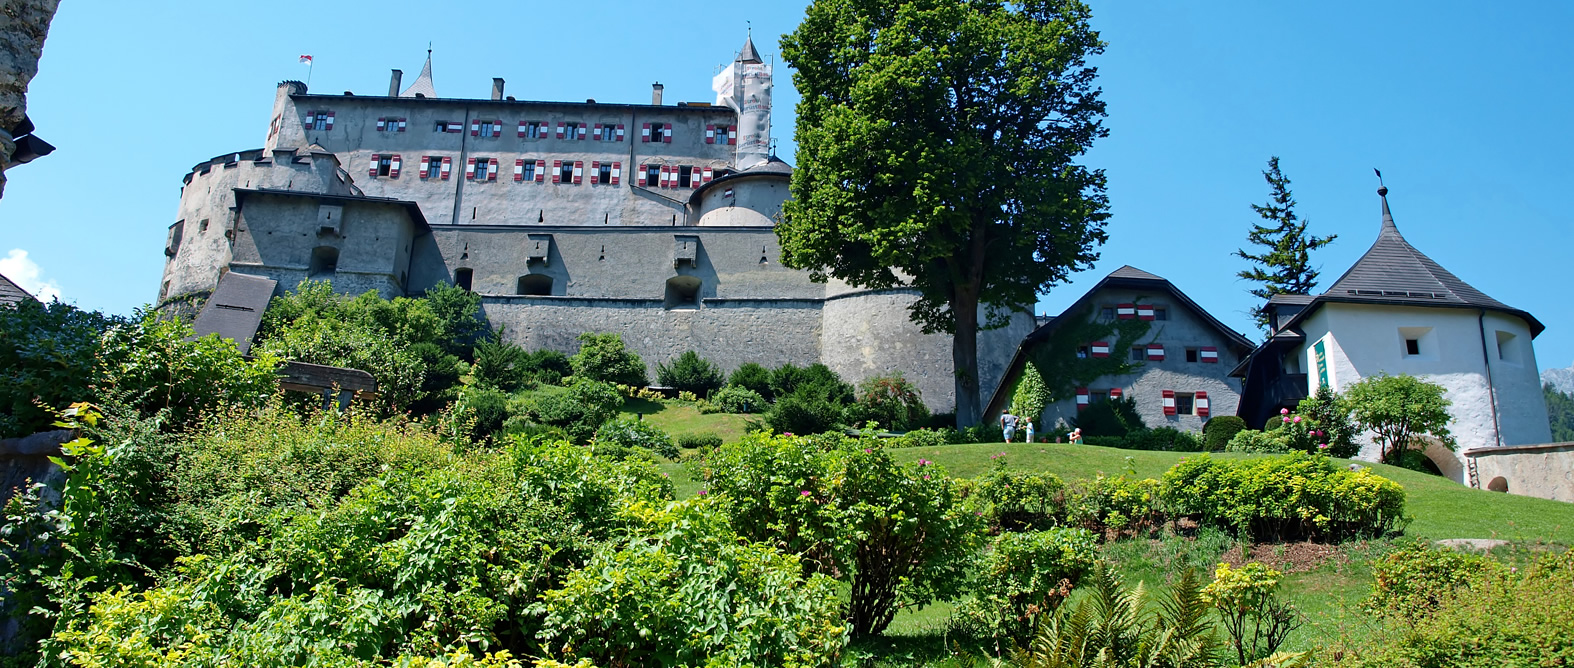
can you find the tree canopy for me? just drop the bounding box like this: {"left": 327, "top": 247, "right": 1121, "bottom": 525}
{"left": 778, "top": 0, "right": 1111, "bottom": 426}
{"left": 1236, "top": 157, "right": 1336, "bottom": 331}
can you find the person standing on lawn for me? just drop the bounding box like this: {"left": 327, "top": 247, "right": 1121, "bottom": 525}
{"left": 1000, "top": 411, "right": 1019, "bottom": 443}
{"left": 1023, "top": 417, "right": 1035, "bottom": 444}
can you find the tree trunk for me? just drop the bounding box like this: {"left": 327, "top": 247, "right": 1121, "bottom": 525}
{"left": 953, "top": 288, "right": 981, "bottom": 428}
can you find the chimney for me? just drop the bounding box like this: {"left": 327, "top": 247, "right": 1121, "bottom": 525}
{"left": 651, "top": 82, "right": 664, "bottom": 106}
{"left": 389, "top": 70, "right": 402, "bottom": 97}
{"left": 491, "top": 78, "right": 505, "bottom": 101}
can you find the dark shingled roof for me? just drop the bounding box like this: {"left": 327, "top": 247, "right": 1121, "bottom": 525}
{"left": 0, "top": 272, "right": 35, "bottom": 306}
{"left": 738, "top": 35, "right": 762, "bottom": 64}
{"left": 191, "top": 272, "right": 278, "bottom": 354}
{"left": 1312, "top": 188, "right": 1542, "bottom": 335}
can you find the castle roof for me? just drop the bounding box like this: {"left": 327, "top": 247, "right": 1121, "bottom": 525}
{"left": 737, "top": 35, "right": 762, "bottom": 64}
{"left": 688, "top": 155, "right": 793, "bottom": 205}
{"left": 0, "top": 271, "right": 35, "bottom": 306}
{"left": 400, "top": 51, "right": 436, "bottom": 98}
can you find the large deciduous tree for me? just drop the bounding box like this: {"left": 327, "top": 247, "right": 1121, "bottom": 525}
{"left": 778, "top": 0, "right": 1111, "bottom": 427}
{"left": 1236, "top": 157, "right": 1337, "bottom": 331}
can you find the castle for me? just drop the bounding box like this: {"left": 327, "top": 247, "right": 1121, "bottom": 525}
{"left": 156, "top": 38, "right": 1035, "bottom": 412}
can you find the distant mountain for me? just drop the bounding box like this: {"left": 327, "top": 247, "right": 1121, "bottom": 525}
{"left": 1543, "top": 363, "right": 1574, "bottom": 395}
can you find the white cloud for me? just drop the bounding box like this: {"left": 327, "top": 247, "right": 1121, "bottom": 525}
{"left": 0, "top": 249, "right": 62, "bottom": 302}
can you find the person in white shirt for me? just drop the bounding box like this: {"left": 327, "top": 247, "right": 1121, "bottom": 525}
{"left": 999, "top": 411, "right": 1019, "bottom": 443}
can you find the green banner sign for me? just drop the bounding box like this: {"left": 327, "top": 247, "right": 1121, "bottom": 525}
{"left": 1313, "top": 340, "right": 1329, "bottom": 390}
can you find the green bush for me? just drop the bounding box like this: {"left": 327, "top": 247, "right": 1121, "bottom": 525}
{"left": 973, "top": 464, "right": 1068, "bottom": 532}
{"left": 0, "top": 299, "right": 121, "bottom": 437}
{"left": 99, "top": 315, "right": 282, "bottom": 433}
{"left": 1071, "top": 397, "right": 1144, "bottom": 437}
{"left": 441, "top": 384, "right": 511, "bottom": 442}
{"left": 708, "top": 384, "right": 765, "bottom": 414}
{"left": 950, "top": 528, "right": 1099, "bottom": 640}
{"left": 1009, "top": 363, "right": 1051, "bottom": 427}
{"left": 568, "top": 332, "right": 647, "bottom": 386}
{"left": 1225, "top": 429, "right": 1292, "bottom": 454}
{"left": 1296, "top": 386, "right": 1360, "bottom": 458}
{"left": 1345, "top": 373, "right": 1455, "bottom": 464}
{"left": 1365, "top": 540, "right": 1499, "bottom": 622}
{"left": 890, "top": 428, "right": 949, "bottom": 448}
{"left": 693, "top": 432, "right": 984, "bottom": 637}
{"left": 764, "top": 389, "right": 845, "bottom": 436}
{"left": 677, "top": 432, "right": 724, "bottom": 451}
{"left": 1205, "top": 562, "right": 1302, "bottom": 665}
{"left": 508, "top": 378, "right": 623, "bottom": 444}
{"left": 1160, "top": 452, "right": 1407, "bottom": 541}
{"left": 656, "top": 350, "right": 725, "bottom": 397}
{"left": 1202, "top": 416, "right": 1247, "bottom": 452}
{"left": 845, "top": 372, "right": 930, "bottom": 432}
{"left": 593, "top": 416, "right": 678, "bottom": 460}
{"left": 1069, "top": 474, "right": 1163, "bottom": 536}
{"left": 1082, "top": 435, "right": 1125, "bottom": 448}
{"left": 1120, "top": 427, "right": 1202, "bottom": 452}
{"left": 727, "top": 362, "right": 774, "bottom": 400}
{"left": 769, "top": 362, "right": 854, "bottom": 405}
{"left": 535, "top": 499, "right": 847, "bottom": 667}
{"left": 470, "top": 336, "right": 531, "bottom": 391}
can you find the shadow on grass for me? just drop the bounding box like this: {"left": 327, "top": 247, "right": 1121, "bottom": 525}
{"left": 621, "top": 397, "right": 666, "bottom": 416}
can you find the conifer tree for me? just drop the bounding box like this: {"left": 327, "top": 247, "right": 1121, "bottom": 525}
{"left": 1235, "top": 157, "right": 1336, "bottom": 331}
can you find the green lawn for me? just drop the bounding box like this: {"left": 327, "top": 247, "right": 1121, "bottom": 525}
{"left": 620, "top": 397, "right": 755, "bottom": 444}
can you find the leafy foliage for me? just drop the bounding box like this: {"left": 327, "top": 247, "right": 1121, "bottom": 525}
{"left": 1204, "top": 562, "right": 1302, "bottom": 665}
{"left": 972, "top": 464, "right": 1068, "bottom": 532}
{"left": 708, "top": 384, "right": 765, "bottom": 414}
{"left": 1364, "top": 540, "right": 1499, "bottom": 623}
{"left": 1031, "top": 307, "right": 1153, "bottom": 406}
{"left": 1543, "top": 383, "right": 1574, "bottom": 442}
{"left": 769, "top": 362, "right": 853, "bottom": 405}
{"left": 0, "top": 299, "right": 120, "bottom": 437}
{"left": 507, "top": 379, "right": 623, "bottom": 444}
{"left": 1295, "top": 386, "right": 1360, "bottom": 458}
{"left": 1010, "top": 565, "right": 1223, "bottom": 667}
{"left": 676, "top": 432, "right": 723, "bottom": 452}
{"left": 1011, "top": 362, "right": 1052, "bottom": 425}
{"left": 692, "top": 433, "right": 984, "bottom": 637}
{"left": 568, "top": 332, "right": 647, "bottom": 386}
{"left": 1344, "top": 373, "right": 1454, "bottom": 463}
{"left": 778, "top": 0, "right": 1111, "bottom": 425}
{"left": 1068, "top": 474, "right": 1163, "bottom": 537}
{"left": 1072, "top": 396, "right": 1145, "bottom": 437}
{"left": 655, "top": 350, "right": 725, "bottom": 397}
{"left": 98, "top": 315, "right": 281, "bottom": 432}
{"left": 845, "top": 372, "right": 929, "bottom": 431}
{"left": 764, "top": 391, "right": 845, "bottom": 436}
{"left": 534, "top": 499, "right": 847, "bottom": 667}
{"left": 951, "top": 528, "right": 1099, "bottom": 641}
{"left": 1202, "top": 416, "right": 1247, "bottom": 452}
{"left": 1235, "top": 157, "right": 1337, "bottom": 331}
{"left": 727, "top": 362, "right": 774, "bottom": 401}
{"left": 592, "top": 416, "right": 678, "bottom": 460}
{"left": 1225, "top": 429, "right": 1292, "bottom": 454}
{"left": 1160, "top": 452, "right": 1407, "bottom": 541}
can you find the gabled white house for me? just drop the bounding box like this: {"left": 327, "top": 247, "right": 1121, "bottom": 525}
{"left": 1233, "top": 186, "right": 1550, "bottom": 483}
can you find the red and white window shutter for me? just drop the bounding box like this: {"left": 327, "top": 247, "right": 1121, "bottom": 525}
{"left": 440, "top": 157, "right": 452, "bottom": 180}
{"left": 641, "top": 123, "right": 651, "bottom": 142}
{"left": 705, "top": 124, "right": 716, "bottom": 144}
{"left": 535, "top": 159, "right": 546, "bottom": 183}
{"left": 727, "top": 125, "right": 737, "bottom": 145}
{"left": 556, "top": 122, "right": 565, "bottom": 139}
{"left": 491, "top": 121, "right": 502, "bottom": 137}
{"left": 376, "top": 118, "right": 387, "bottom": 131}
{"left": 690, "top": 168, "right": 702, "bottom": 188}
{"left": 465, "top": 157, "right": 476, "bottom": 180}
{"left": 368, "top": 154, "right": 380, "bottom": 178}
{"left": 1117, "top": 303, "right": 1136, "bottom": 319}
{"left": 702, "top": 167, "right": 713, "bottom": 183}
{"left": 659, "top": 165, "right": 670, "bottom": 188}
{"left": 1196, "top": 391, "right": 1210, "bottom": 417}
{"left": 1090, "top": 341, "right": 1110, "bottom": 358}
{"left": 1109, "top": 387, "right": 1123, "bottom": 400}
{"left": 518, "top": 121, "right": 529, "bottom": 138}
{"left": 470, "top": 120, "right": 481, "bottom": 137}
{"left": 593, "top": 123, "right": 603, "bottom": 141}
{"left": 664, "top": 126, "right": 673, "bottom": 143}
{"left": 1162, "top": 390, "right": 1177, "bottom": 416}
{"left": 1137, "top": 305, "right": 1155, "bottom": 320}
{"left": 610, "top": 162, "right": 621, "bottom": 185}
{"left": 514, "top": 159, "right": 525, "bottom": 182}
{"left": 538, "top": 122, "right": 549, "bottom": 137}
{"left": 1200, "top": 346, "right": 1219, "bottom": 363}
{"left": 419, "top": 155, "right": 431, "bottom": 180}
{"left": 487, "top": 158, "right": 498, "bottom": 181}
{"left": 1076, "top": 388, "right": 1090, "bottom": 411}
{"left": 325, "top": 112, "right": 334, "bottom": 130}
{"left": 590, "top": 161, "right": 600, "bottom": 184}
{"left": 1147, "top": 343, "right": 1165, "bottom": 361}
{"left": 552, "top": 160, "right": 562, "bottom": 184}
{"left": 396, "top": 118, "right": 406, "bottom": 132}
{"left": 572, "top": 161, "right": 583, "bottom": 184}
{"left": 615, "top": 124, "right": 625, "bottom": 141}
{"left": 389, "top": 155, "right": 400, "bottom": 178}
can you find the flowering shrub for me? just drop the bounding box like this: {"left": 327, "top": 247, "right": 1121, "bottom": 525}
{"left": 1205, "top": 562, "right": 1301, "bottom": 664}
{"left": 1225, "top": 428, "right": 1293, "bottom": 454}
{"left": 950, "top": 528, "right": 1099, "bottom": 640}
{"left": 972, "top": 463, "right": 1068, "bottom": 531}
{"left": 1160, "top": 452, "right": 1407, "bottom": 541}
{"left": 1068, "top": 474, "right": 1163, "bottom": 536}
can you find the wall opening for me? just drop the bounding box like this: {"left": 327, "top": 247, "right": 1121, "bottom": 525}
{"left": 517, "top": 274, "right": 552, "bottom": 296}
{"left": 454, "top": 268, "right": 473, "bottom": 291}
{"left": 1487, "top": 476, "right": 1509, "bottom": 493}
{"left": 664, "top": 275, "right": 701, "bottom": 309}
{"left": 309, "top": 246, "right": 339, "bottom": 280}
{"left": 1495, "top": 330, "right": 1520, "bottom": 364}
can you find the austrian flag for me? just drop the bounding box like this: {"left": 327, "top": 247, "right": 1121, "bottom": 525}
{"left": 299, "top": 55, "right": 313, "bottom": 64}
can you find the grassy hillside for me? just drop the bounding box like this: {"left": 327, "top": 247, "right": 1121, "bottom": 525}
{"left": 620, "top": 398, "right": 755, "bottom": 444}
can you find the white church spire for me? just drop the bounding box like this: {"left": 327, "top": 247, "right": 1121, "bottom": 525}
{"left": 400, "top": 48, "right": 436, "bottom": 98}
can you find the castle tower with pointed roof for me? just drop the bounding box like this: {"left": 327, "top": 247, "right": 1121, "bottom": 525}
{"left": 1234, "top": 185, "right": 1552, "bottom": 484}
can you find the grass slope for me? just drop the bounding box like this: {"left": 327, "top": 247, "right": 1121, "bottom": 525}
{"left": 620, "top": 398, "right": 755, "bottom": 444}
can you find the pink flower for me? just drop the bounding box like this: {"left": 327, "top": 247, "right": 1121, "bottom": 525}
{"left": 784, "top": 432, "right": 795, "bottom": 437}
{"left": 1292, "top": 416, "right": 1302, "bottom": 423}
{"left": 923, "top": 475, "right": 931, "bottom": 480}
{"left": 1281, "top": 408, "right": 1290, "bottom": 415}
{"left": 698, "top": 490, "right": 708, "bottom": 496}
{"left": 1318, "top": 443, "right": 1329, "bottom": 450}
{"left": 864, "top": 448, "right": 872, "bottom": 453}
{"left": 918, "top": 459, "right": 931, "bottom": 466}
{"left": 800, "top": 490, "right": 812, "bottom": 496}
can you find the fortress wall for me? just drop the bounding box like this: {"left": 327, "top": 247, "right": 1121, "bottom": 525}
{"left": 229, "top": 193, "right": 416, "bottom": 299}
{"left": 409, "top": 226, "right": 821, "bottom": 300}
{"left": 482, "top": 297, "right": 824, "bottom": 380}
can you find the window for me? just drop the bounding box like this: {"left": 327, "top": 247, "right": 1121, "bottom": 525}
{"left": 645, "top": 164, "right": 660, "bottom": 187}
{"left": 474, "top": 158, "right": 490, "bottom": 181}
{"left": 1100, "top": 306, "right": 1115, "bottom": 320}
{"left": 1398, "top": 326, "right": 1433, "bottom": 359}
{"left": 564, "top": 122, "right": 582, "bottom": 140}
{"left": 1090, "top": 390, "right": 1109, "bottom": 403}
{"left": 649, "top": 122, "right": 667, "bottom": 142}
{"left": 1076, "top": 346, "right": 1090, "bottom": 359}
{"left": 198, "top": 219, "right": 209, "bottom": 233}
{"left": 678, "top": 165, "right": 693, "bottom": 187}
{"left": 1130, "top": 346, "right": 1145, "bottom": 361}
{"left": 310, "top": 111, "right": 330, "bottom": 130}
{"left": 524, "top": 122, "right": 542, "bottom": 138}
{"left": 1405, "top": 338, "right": 1420, "bottom": 356}
{"left": 598, "top": 163, "right": 612, "bottom": 184}
{"left": 309, "top": 246, "right": 339, "bottom": 279}
{"left": 517, "top": 274, "right": 552, "bottom": 296}
{"left": 376, "top": 117, "right": 406, "bottom": 132}
{"left": 426, "top": 157, "right": 442, "bottom": 179}
{"left": 454, "top": 268, "right": 473, "bottom": 291}
{"left": 1185, "top": 348, "right": 1199, "bottom": 363}
{"left": 596, "top": 124, "right": 616, "bottom": 141}
{"left": 480, "top": 122, "right": 495, "bottom": 138}
{"left": 1496, "top": 330, "right": 1520, "bottom": 363}
{"left": 665, "top": 276, "right": 702, "bottom": 309}
{"left": 560, "top": 162, "right": 575, "bottom": 183}
{"left": 1153, "top": 308, "right": 1168, "bottom": 321}
{"left": 376, "top": 155, "right": 392, "bottom": 177}
{"left": 1174, "top": 392, "right": 1195, "bottom": 416}
{"left": 522, "top": 161, "right": 537, "bottom": 182}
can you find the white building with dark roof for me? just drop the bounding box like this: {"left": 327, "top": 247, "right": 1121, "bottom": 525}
{"left": 1233, "top": 186, "right": 1551, "bottom": 483}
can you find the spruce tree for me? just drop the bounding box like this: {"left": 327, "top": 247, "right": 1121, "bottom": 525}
{"left": 1235, "top": 157, "right": 1337, "bottom": 331}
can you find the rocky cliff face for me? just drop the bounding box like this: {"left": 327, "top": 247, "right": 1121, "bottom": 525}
{"left": 1542, "top": 363, "right": 1574, "bottom": 395}
{"left": 0, "top": 0, "right": 61, "bottom": 199}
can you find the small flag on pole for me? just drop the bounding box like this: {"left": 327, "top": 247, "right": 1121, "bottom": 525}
{"left": 299, "top": 54, "right": 313, "bottom": 64}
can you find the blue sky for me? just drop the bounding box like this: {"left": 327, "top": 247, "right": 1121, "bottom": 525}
{"left": 3, "top": 1, "right": 1571, "bottom": 369}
